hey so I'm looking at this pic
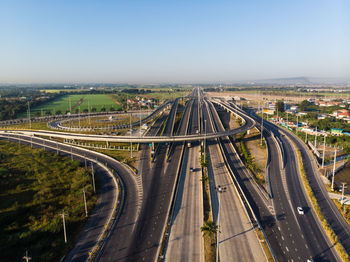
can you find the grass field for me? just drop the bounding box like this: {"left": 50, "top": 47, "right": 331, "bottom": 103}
{"left": 23, "top": 94, "right": 121, "bottom": 117}
{"left": 0, "top": 140, "right": 96, "bottom": 261}
{"left": 40, "top": 89, "right": 85, "bottom": 93}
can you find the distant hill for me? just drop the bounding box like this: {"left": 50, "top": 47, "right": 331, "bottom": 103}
{"left": 250, "top": 77, "right": 349, "bottom": 85}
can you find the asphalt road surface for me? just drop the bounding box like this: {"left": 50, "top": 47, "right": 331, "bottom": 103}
{"left": 223, "top": 101, "right": 339, "bottom": 261}
{"left": 204, "top": 100, "right": 266, "bottom": 262}
{"left": 165, "top": 94, "right": 203, "bottom": 262}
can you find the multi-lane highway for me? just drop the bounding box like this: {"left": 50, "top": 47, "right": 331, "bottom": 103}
{"left": 266, "top": 116, "right": 350, "bottom": 255}
{"left": 220, "top": 101, "right": 340, "bottom": 261}
{"left": 5, "top": 87, "right": 348, "bottom": 262}
{"left": 203, "top": 99, "right": 266, "bottom": 262}
{"left": 165, "top": 90, "right": 203, "bottom": 261}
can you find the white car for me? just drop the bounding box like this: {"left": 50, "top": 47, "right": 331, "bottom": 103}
{"left": 297, "top": 207, "right": 304, "bottom": 215}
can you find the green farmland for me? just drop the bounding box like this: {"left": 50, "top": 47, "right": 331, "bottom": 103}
{"left": 24, "top": 94, "right": 121, "bottom": 117}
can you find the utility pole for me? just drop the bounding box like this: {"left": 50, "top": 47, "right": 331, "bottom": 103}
{"left": 204, "top": 119, "right": 207, "bottom": 163}
{"left": 314, "top": 127, "right": 317, "bottom": 147}
{"left": 83, "top": 189, "right": 88, "bottom": 217}
{"left": 23, "top": 250, "right": 31, "bottom": 262}
{"left": 61, "top": 212, "right": 67, "bottom": 243}
{"left": 130, "top": 113, "right": 133, "bottom": 158}
{"left": 331, "top": 149, "right": 337, "bottom": 191}
{"left": 70, "top": 145, "right": 73, "bottom": 161}
{"left": 322, "top": 135, "right": 326, "bottom": 168}
{"left": 69, "top": 97, "right": 72, "bottom": 112}
{"left": 341, "top": 182, "right": 347, "bottom": 205}
{"left": 88, "top": 100, "right": 91, "bottom": 126}
{"left": 27, "top": 102, "right": 31, "bottom": 129}
{"left": 139, "top": 104, "right": 142, "bottom": 137}
{"left": 296, "top": 115, "right": 299, "bottom": 134}
{"left": 91, "top": 163, "right": 96, "bottom": 193}
{"left": 260, "top": 105, "right": 264, "bottom": 146}
{"left": 78, "top": 105, "right": 81, "bottom": 129}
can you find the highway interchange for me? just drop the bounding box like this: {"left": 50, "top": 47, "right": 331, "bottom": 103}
{"left": 1, "top": 87, "right": 349, "bottom": 262}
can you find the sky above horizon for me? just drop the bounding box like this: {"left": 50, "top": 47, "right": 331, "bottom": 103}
{"left": 0, "top": 0, "right": 349, "bottom": 84}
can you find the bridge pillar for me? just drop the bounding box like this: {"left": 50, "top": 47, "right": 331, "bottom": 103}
{"left": 106, "top": 141, "right": 109, "bottom": 147}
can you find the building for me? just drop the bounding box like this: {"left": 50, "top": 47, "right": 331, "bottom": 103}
{"left": 332, "top": 109, "right": 350, "bottom": 119}
{"left": 263, "top": 109, "right": 274, "bottom": 115}
{"left": 331, "top": 128, "right": 343, "bottom": 136}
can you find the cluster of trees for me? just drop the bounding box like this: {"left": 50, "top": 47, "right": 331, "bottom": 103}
{"left": 0, "top": 141, "right": 95, "bottom": 261}
{"left": 0, "top": 90, "right": 60, "bottom": 120}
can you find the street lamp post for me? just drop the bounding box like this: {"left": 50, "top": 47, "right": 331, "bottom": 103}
{"left": 331, "top": 149, "right": 337, "bottom": 191}
{"left": 322, "top": 135, "right": 326, "bottom": 168}
{"left": 341, "top": 182, "right": 347, "bottom": 205}
{"left": 204, "top": 119, "right": 207, "bottom": 163}
{"left": 83, "top": 189, "right": 88, "bottom": 217}
{"left": 216, "top": 193, "right": 220, "bottom": 262}
{"left": 61, "top": 212, "right": 67, "bottom": 243}
{"left": 260, "top": 105, "right": 264, "bottom": 146}
{"left": 23, "top": 250, "right": 31, "bottom": 262}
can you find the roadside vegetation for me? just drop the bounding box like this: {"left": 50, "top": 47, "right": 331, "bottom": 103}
{"left": 235, "top": 131, "right": 266, "bottom": 185}
{"left": 0, "top": 140, "right": 96, "bottom": 261}
{"left": 200, "top": 147, "right": 216, "bottom": 262}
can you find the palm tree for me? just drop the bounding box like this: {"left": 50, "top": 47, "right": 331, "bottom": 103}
{"left": 201, "top": 220, "right": 219, "bottom": 246}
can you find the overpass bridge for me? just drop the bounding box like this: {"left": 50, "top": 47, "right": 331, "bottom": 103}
{"left": 0, "top": 99, "right": 255, "bottom": 143}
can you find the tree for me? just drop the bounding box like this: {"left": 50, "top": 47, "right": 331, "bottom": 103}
{"left": 299, "top": 100, "right": 311, "bottom": 111}
{"left": 83, "top": 109, "right": 88, "bottom": 113}
{"left": 201, "top": 220, "right": 219, "bottom": 245}
{"left": 110, "top": 107, "right": 115, "bottom": 112}
{"left": 101, "top": 107, "right": 106, "bottom": 112}
{"left": 91, "top": 107, "right": 97, "bottom": 112}
{"left": 55, "top": 110, "right": 62, "bottom": 115}
{"left": 275, "top": 100, "right": 285, "bottom": 113}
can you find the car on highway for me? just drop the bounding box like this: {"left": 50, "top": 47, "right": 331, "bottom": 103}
{"left": 297, "top": 207, "right": 304, "bottom": 215}
{"left": 190, "top": 167, "right": 194, "bottom": 172}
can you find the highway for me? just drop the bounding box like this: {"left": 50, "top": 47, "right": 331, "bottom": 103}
{"left": 204, "top": 100, "right": 266, "bottom": 262}
{"left": 221, "top": 101, "right": 340, "bottom": 261}
{"left": 115, "top": 93, "right": 187, "bottom": 261}
{"left": 275, "top": 120, "right": 350, "bottom": 255}
{"left": 165, "top": 91, "right": 203, "bottom": 261}
{"left": 1, "top": 107, "right": 255, "bottom": 143}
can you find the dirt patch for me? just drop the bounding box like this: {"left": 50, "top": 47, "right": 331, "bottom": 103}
{"left": 245, "top": 128, "right": 267, "bottom": 177}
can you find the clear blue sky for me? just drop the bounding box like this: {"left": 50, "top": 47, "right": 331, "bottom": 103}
{"left": 0, "top": 0, "right": 349, "bottom": 84}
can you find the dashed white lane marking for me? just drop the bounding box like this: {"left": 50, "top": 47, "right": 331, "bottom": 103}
{"left": 282, "top": 236, "right": 284, "bottom": 240}
{"left": 286, "top": 246, "right": 289, "bottom": 252}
